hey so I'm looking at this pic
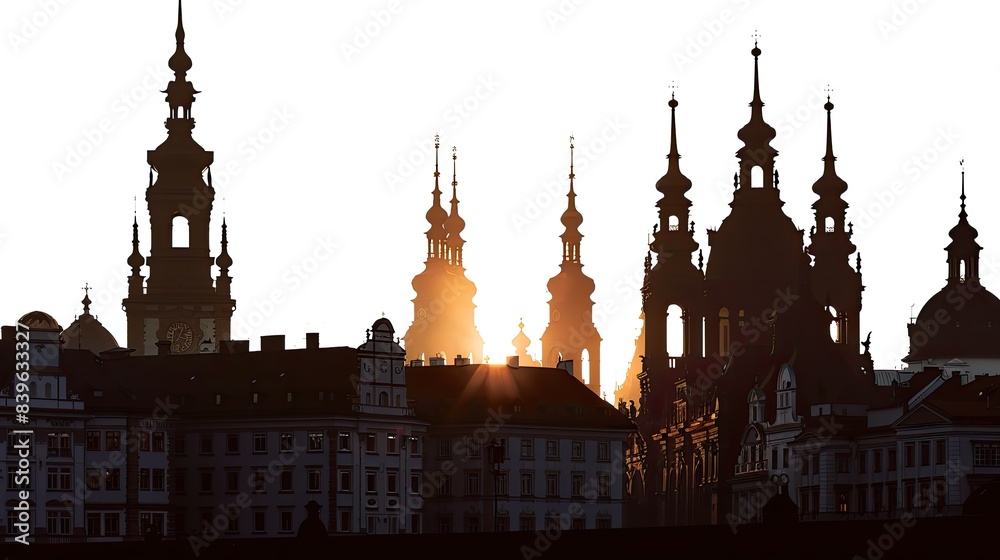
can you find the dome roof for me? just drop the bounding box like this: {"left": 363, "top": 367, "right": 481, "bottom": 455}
{"left": 61, "top": 314, "right": 120, "bottom": 355}
{"left": 906, "top": 281, "right": 1000, "bottom": 361}
{"left": 18, "top": 311, "right": 62, "bottom": 331}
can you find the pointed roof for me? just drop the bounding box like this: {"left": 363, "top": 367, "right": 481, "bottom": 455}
{"left": 811, "top": 96, "right": 848, "bottom": 202}
{"left": 424, "top": 136, "right": 448, "bottom": 256}
{"left": 559, "top": 137, "right": 584, "bottom": 258}
{"left": 654, "top": 93, "right": 693, "bottom": 198}
{"left": 216, "top": 218, "right": 233, "bottom": 271}
{"left": 443, "top": 146, "right": 466, "bottom": 255}
{"left": 947, "top": 166, "right": 980, "bottom": 254}
{"left": 62, "top": 286, "right": 120, "bottom": 354}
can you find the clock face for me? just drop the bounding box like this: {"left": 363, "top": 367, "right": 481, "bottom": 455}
{"left": 166, "top": 321, "right": 194, "bottom": 353}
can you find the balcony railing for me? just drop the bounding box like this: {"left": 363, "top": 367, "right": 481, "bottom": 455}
{"left": 734, "top": 459, "right": 768, "bottom": 475}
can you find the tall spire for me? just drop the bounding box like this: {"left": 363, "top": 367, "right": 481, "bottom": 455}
{"left": 652, "top": 90, "right": 698, "bottom": 260}
{"left": 560, "top": 136, "right": 584, "bottom": 264}
{"left": 425, "top": 134, "right": 448, "bottom": 261}
{"left": 128, "top": 215, "right": 144, "bottom": 274}
{"left": 164, "top": 0, "right": 199, "bottom": 121}
{"left": 947, "top": 160, "right": 981, "bottom": 283}
{"left": 217, "top": 218, "right": 233, "bottom": 273}
{"left": 444, "top": 145, "right": 466, "bottom": 266}
{"left": 736, "top": 34, "right": 778, "bottom": 190}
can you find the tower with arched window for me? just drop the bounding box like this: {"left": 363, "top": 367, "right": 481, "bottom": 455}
{"left": 122, "top": 3, "right": 235, "bottom": 355}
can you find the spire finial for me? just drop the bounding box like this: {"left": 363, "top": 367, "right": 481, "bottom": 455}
{"left": 960, "top": 159, "right": 967, "bottom": 218}
{"left": 425, "top": 134, "right": 447, "bottom": 260}
{"left": 444, "top": 145, "right": 466, "bottom": 266}
{"left": 569, "top": 134, "right": 575, "bottom": 181}
{"left": 81, "top": 283, "right": 92, "bottom": 315}
{"left": 169, "top": 0, "right": 192, "bottom": 76}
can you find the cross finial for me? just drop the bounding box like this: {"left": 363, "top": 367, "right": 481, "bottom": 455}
{"left": 824, "top": 83, "right": 833, "bottom": 102}
{"left": 752, "top": 29, "right": 760, "bottom": 46}
{"left": 668, "top": 80, "right": 677, "bottom": 100}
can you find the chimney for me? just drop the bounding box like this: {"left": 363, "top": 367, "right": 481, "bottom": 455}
{"left": 429, "top": 356, "right": 446, "bottom": 366}
{"left": 306, "top": 333, "right": 319, "bottom": 350}
{"left": 155, "top": 340, "right": 171, "bottom": 356}
{"left": 506, "top": 356, "right": 519, "bottom": 368}
{"left": 260, "top": 335, "right": 285, "bottom": 352}
{"left": 410, "top": 359, "right": 424, "bottom": 367}
{"left": 557, "top": 359, "right": 574, "bottom": 378}
{"left": 454, "top": 355, "right": 470, "bottom": 366}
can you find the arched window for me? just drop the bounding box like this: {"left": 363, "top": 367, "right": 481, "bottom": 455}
{"left": 581, "top": 348, "right": 590, "bottom": 385}
{"left": 379, "top": 392, "right": 388, "bottom": 406}
{"left": 365, "top": 392, "right": 371, "bottom": 405}
{"left": 667, "top": 304, "right": 684, "bottom": 357}
{"left": 751, "top": 166, "right": 764, "bottom": 189}
{"left": 825, "top": 216, "right": 835, "bottom": 232}
{"left": 960, "top": 260, "right": 966, "bottom": 282}
{"left": 395, "top": 394, "right": 401, "bottom": 407}
{"left": 829, "top": 305, "right": 840, "bottom": 342}
{"left": 172, "top": 215, "right": 189, "bottom": 248}
{"left": 668, "top": 215, "right": 679, "bottom": 231}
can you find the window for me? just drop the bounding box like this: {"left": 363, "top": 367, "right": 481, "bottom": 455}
{"left": 571, "top": 441, "right": 584, "bottom": 460}
{"left": 410, "top": 473, "right": 422, "bottom": 495}
{"left": 139, "top": 431, "right": 150, "bottom": 452}
{"left": 571, "top": 473, "right": 584, "bottom": 497}
{"left": 889, "top": 448, "right": 897, "bottom": 471}
{"left": 253, "top": 510, "right": 266, "bottom": 534}
{"left": 596, "top": 517, "right": 611, "bottom": 530}
{"left": 200, "top": 434, "right": 213, "bottom": 454}
{"left": 280, "top": 433, "right": 293, "bottom": 452}
{"left": 920, "top": 441, "right": 930, "bottom": 466}
{"left": 106, "top": 468, "right": 121, "bottom": 491}
{"left": 519, "top": 515, "right": 535, "bottom": 532}
{"left": 251, "top": 469, "right": 267, "bottom": 494}
{"left": 308, "top": 468, "right": 322, "bottom": 492}
{"left": 874, "top": 450, "right": 883, "bottom": 473}
{"left": 494, "top": 472, "right": 507, "bottom": 496}
{"left": 174, "top": 469, "right": 186, "bottom": 494}
{"left": 466, "top": 472, "right": 480, "bottom": 496}
{"left": 387, "top": 470, "right": 399, "bottom": 494}
{"left": 465, "top": 515, "right": 480, "bottom": 533}
{"left": 338, "top": 431, "right": 351, "bottom": 451}
{"left": 226, "top": 434, "right": 239, "bottom": 454}
{"left": 47, "top": 466, "right": 71, "bottom": 491}
{"left": 280, "top": 468, "right": 293, "bottom": 492}
{"left": 106, "top": 431, "right": 121, "bottom": 451}
{"left": 87, "top": 513, "right": 101, "bottom": 536}
{"left": 367, "top": 434, "right": 378, "bottom": 454}
{"left": 782, "top": 448, "right": 789, "bottom": 468}
{"left": 438, "top": 438, "right": 452, "bottom": 458}
{"left": 139, "top": 468, "right": 151, "bottom": 491}
{"left": 339, "top": 510, "right": 352, "bottom": 533}
{"left": 496, "top": 515, "right": 509, "bottom": 532}
{"left": 858, "top": 450, "right": 867, "bottom": 474}
{"left": 935, "top": 440, "right": 946, "bottom": 465}
{"left": 546, "top": 473, "right": 559, "bottom": 497}
{"left": 366, "top": 470, "right": 377, "bottom": 494}
{"left": 904, "top": 443, "right": 915, "bottom": 468}
{"left": 438, "top": 516, "right": 453, "bottom": 534}
{"left": 468, "top": 437, "right": 481, "bottom": 458}
{"left": 521, "top": 472, "right": 534, "bottom": 496}
{"left": 152, "top": 432, "right": 165, "bottom": 452}
{"left": 226, "top": 469, "right": 240, "bottom": 493}
{"left": 174, "top": 433, "right": 186, "bottom": 455}
{"left": 46, "top": 511, "right": 71, "bottom": 535}
{"left": 572, "top": 517, "right": 587, "bottom": 531}
{"left": 973, "top": 442, "right": 1000, "bottom": 467}
{"left": 545, "top": 515, "right": 560, "bottom": 531}
{"left": 200, "top": 470, "right": 213, "bottom": 493}
{"left": 598, "top": 441, "right": 610, "bottom": 461}
{"left": 225, "top": 512, "right": 239, "bottom": 534}
{"left": 48, "top": 433, "right": 71, "bottom": 457}
{"left": 598, "top": 472, "right": 611, "bottom": 498}
{"left": 521, "top": 438, "right": 534, "bottom": 459}
{"left": 279, "top": 511, "right": 293, "bottom": 533}
{"left": 546, "top": 440, "right": 558, "bottom": 459}
{"left": 106, "top": 513, "right": 122, "bottom": 535}
{"left": 835, "top": 453, "right": 849, "bottom": 474}
{"left": 339, "top": 469, "right": 352, "bottom": 492}
{"left": 409, "top": 436, "right": 421, "bottom": 456}
{"left": 86, "top": 430, "right": 101, "bottom": 451}
{"left": 387, "top": 434, "right": 398, "bottom": 454}
{"left": 308, "top": 432, "right": 323, "bottom": 452}
{"left": 858, "top": 485, "right": 868, "bottom": 514}
{"left": 802, "top": 454, "right": 810, "bottom": 476}
{"left": 440, "top": 475, "right": 453, "bottom": 497}
{"left": 255, "top": 433, "right": 268, "bottom": 453}
{"left": 85, "top": 468, "right": 101, "bottom": 491}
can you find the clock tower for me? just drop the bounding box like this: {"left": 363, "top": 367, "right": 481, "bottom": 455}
{"left": 122, "top": 2, "right": 235, "bottom": 356}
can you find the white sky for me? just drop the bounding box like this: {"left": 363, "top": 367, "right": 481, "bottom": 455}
{"left": 2, "top": 0, "right": 997, "bottom": 402}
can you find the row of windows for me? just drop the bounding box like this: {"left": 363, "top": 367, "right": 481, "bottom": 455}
{"left": 84, "top": 430, "right": 164, "bottom": 453}
{"left": 435, "top": 514, "right": 612, "bottom": 533}
{"left": 797, "top": 440, "right": 951, "bottom": 476}
{"left": 171, "top": 467, "right": 324, "bottom": 494}
{"left": 181, "top": 432, "right": 324, "bottom": 455}
{"left": 436, "top": 438, "right": 610, "bottom": 461}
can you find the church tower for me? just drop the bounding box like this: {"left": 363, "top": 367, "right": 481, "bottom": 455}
{"left": 806, "top": 95, "right": 863, "bottom": 356}
{"left": 402, "top": 138, "right": 484, "bottom": 364}
{"left": 122, "top": 2, "right": 235, "bottom": 356}
{"left": 541, "top": 137, "right": 602, "bottom": 394}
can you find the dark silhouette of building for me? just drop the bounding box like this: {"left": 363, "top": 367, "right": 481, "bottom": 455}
{"left": 540, "top": 137, "right": 602, "bottom": 395}
{"left": 122, "top": 1, "right": 235, "bottom": 356}
{"left": 403, "top": 138, "right": 484, "bottom": 365}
